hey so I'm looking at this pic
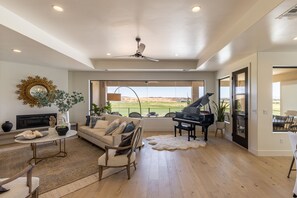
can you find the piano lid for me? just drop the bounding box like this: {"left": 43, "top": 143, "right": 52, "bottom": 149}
{"left": 188, "top": 93, "right": 213, "bottom": 108}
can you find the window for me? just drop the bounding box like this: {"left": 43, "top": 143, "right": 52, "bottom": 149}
{"left": 272, "top": 67, "right": 297, "bottom": 132}
{"left": 91, "top": 80, "right": 205, "bottom": 117}
{"left": 272, "top": 82, "right": 280, "bottom": 115}
{"left": 218, "top": 77, "right": 231, "bottom": 122}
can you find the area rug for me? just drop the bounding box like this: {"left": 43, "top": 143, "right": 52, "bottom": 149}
{"left": 146, "top": 135, "right": 206, "bottom": 151}
{"left": 0, "top": 138, "right": 104, "bottom": 194}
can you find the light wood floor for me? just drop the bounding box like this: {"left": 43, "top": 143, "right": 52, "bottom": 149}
{"left": 62, "top": 131, "right": 295, "bottom": 198}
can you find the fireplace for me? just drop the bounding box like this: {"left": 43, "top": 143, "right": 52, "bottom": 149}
{"left": 16, "top": 113, "right": 57, "bottom": 130}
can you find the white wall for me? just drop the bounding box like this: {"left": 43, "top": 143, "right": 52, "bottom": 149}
{"left": 257, "top": 52, "right": 297, "bottom": 156}
{"left": 68, "top": 71, "right": 216, "bottom": 129}
{"left": 216, "top": 53, "right": 258, "bottom": 154}
{"left": 281, "top": 80, "right": 297, "bottom": 114}
{"left": 142, "top": 117, "right": 176, "bottom": 131}
{"left": 0, "top": 61, "right": 68, "bottom": 131}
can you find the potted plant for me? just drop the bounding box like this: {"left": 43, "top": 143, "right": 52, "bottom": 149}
{"left": 34, "top": 89, "right": 84, "bottom": 126}
{"left": 213, "top": 100, "right": 229, "bottom": 130}
{"left": 90, "top": 102, "right": 111, "bottom": 116}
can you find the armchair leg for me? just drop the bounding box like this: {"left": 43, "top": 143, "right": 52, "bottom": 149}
{"left": 98, "top": 166, "right": 103, "bottom": 181}
{"left": 127, "top": 165, "right": 131, "bottom": 180}
{"left": 32, "top": 187, "right": 39, "bottom": 198}
{"left": 133, "top": 161, "right": 137, "bottom": 170}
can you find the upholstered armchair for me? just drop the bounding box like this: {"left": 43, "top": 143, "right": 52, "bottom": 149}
{"left": 0, "top": 164, "right": 39, "bottom": 198}
{"left": 98, "top": 127, "right": 142, "bottom": 180}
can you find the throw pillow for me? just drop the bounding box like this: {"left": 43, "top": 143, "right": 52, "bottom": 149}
{"left": 122, "top": 121, "right": 135, "bottom": 133}
{"left": 85, "top": 115, "right": 90, "bottom": 126}
{"left": 105, "top": 119, "right": 120, "bottom": 135}
{"left": 115, "top": 132, "right": 134, "bottom": 156}
{"left": 111, "top": 121, "right": 127, "bottom": 136}
{"left": 0, "top": 186, "right": 9, "bottom": 194}
{"left": 89, "top": 116, "right": 105, "bottom": 128}
{"left": 94, "top": 120, "right": 109, "bottom": 129}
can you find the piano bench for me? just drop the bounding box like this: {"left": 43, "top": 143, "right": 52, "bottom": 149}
{"left": 174, "top": 124, "right": 196, "bottom": 141}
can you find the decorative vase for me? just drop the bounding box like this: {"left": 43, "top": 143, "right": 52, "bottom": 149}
{"left": 57, "top": 111, "right": 70, "bottom": 125}
{"left": 1, "top": 121, "right": 13, "bottom": 132}
{"left": 55, "top": 126, "right": 69, "bottom": 136}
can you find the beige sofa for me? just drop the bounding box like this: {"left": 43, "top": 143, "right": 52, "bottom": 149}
{"left": 78, "top": 114, "right": 143, "bottom": 149}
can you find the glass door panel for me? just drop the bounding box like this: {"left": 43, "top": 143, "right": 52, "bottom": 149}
{"left": 232, "top": 68, "right": 248, "bottom": 148}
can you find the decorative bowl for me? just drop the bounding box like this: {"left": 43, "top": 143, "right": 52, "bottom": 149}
{"left": 55, "top": 126, "right": 69, "bottom": 136}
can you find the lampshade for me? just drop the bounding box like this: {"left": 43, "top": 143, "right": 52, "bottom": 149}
{"left": 107, "top": 93, "right": 121, "bottom": 101}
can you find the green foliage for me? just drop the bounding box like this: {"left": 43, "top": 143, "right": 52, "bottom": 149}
{"left": 91, "top": 102, "right": 112, "bottom": 115}
{"left": 34, "top": 90, "right": 84, "bottom": 113}
{"left": 213, "top": 100, "right": 229, "bottom": 122}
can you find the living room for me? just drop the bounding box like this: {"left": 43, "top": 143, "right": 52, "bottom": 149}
{"left": 1, "top": 0, "right": 297, "bottom": 197}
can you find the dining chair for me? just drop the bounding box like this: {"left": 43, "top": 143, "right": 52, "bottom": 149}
{"left": 287, "top": 130, "right": 297, "bottom": 197}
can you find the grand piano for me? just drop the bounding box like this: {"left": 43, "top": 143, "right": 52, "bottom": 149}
{"left": 173, "top": 93, "right": 214, "bottom": 141}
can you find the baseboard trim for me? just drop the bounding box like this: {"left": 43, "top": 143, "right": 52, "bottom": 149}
{"left": 255, "top": 149, "right": 291, "bottom": 156}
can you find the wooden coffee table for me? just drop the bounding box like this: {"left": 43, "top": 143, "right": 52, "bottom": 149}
{"left": 15, "top": 130, "right": 77, "bottom": 164}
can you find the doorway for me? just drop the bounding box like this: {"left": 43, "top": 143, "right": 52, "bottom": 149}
{"left": 232, "top": 67, "right": 248, "bottom": 148}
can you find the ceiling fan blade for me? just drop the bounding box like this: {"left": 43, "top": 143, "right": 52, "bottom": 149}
{"left": 137, "top": 43, "right": 146, "bottom": 54}
{"left": 142, "top": 55, "right": 159, "bottom": 62}
{"left": 112, "top": 55, "right": 134, "bottom": 58}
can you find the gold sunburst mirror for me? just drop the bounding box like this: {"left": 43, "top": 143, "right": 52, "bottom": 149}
{"left": 16, "top": 76, "right": 57, "bottom": 107}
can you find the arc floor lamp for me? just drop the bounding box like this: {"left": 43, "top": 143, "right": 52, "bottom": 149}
{"left": 107, "top": 86, "right": 142, "bottom": 116}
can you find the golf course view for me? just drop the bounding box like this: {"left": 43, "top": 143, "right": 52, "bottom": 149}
{"left": 110, "top": 96, "right": 190, "bottom": 116}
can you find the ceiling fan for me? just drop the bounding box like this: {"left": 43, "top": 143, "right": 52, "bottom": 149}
{"left": 115, "top": 37, "right": 159, "bottom": 62}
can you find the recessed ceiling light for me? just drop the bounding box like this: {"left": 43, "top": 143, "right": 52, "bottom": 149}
{"left": 192, "top": 6, "right": 201, "bottom": 13}
{"left": 12, "top": 49, "right": 21, "bottom": 53}
{"left": 106, "top": 53, "right": 111, "bottom": 56}
{"left": 52, "top": 5, "right": 64, "bottom": 12}
{"left": 175, "top": 53, "right": 179, "bottom": 57}
{"left": 293, "top": 36, "right": 297, "bottom": 40}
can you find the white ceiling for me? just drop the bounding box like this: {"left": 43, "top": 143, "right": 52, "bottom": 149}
{"left": 0, "top": 0, "right": 297, "bottom": 71}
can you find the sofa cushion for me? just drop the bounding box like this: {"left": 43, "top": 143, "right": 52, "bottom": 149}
{"left": 111, "top": 121, "right": 127, "bottom": 136}
{"left": 85, "top": 115, "right": 90, "bottom": 126}
{"left": 89, "top": 116, "right": 105, "bottom": 128}
{"left": 79, "top": 126, "right": 113, "bottom": 145}
{"left": 92, "top": 133, "right": 113, "bottom": 145}
{"left": 79, "top": 126, "right": 106, "bottom": 137}
{"left": 94, "top": 120, "right": 109, "bottom": 129}
{"left": 115, "top": 132, "right": 134, "bottom": 156}
{"left": 122, "top": 121, "right": 135, "bottom": 133}
{"left": 105, "top": 119, "right": 120, "bottom": 135}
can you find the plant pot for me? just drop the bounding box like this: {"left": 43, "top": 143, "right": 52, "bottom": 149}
{"left": 55, "top": 126, "right": 69, "bottom": 136}
{"left": 216, "top": 121, "right": 225, "bottom": 129}
{"left": 1, "top": 121, "right": 13, "bottom": 132}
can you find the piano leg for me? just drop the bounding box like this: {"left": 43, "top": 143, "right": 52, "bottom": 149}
{"left": 203, "top": 126, "right": 209, "bottom": 141}
{"left": 192, "top": 124, "right": 196, "bottom": 140}
{"left": 174, "top": 125, "right": 176, "bottom": 137}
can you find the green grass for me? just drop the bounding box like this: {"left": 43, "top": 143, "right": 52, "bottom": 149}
{"left": 110, "top": 101, "right": 188, "bottom": 116}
